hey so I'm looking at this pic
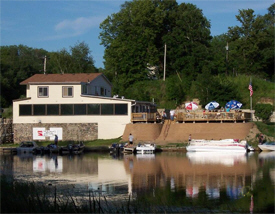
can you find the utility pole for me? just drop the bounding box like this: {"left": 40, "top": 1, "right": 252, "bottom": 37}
{"left": 163, "top": 43, "right": 166, "bottom": 81}
{"left": 225, "top": 42, "right": 229, "bottom": 75}
{"left": 43, "top": 55, "right": 47, "bottom": 74}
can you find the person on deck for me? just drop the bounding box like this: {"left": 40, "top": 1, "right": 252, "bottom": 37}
{"left": 188, "top": 134, "right": 192, "bottom": 142}
{"left": 170, "top": 109, "right": 175, "bottom": 121}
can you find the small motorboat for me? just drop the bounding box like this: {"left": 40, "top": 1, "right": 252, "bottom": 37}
{"left": 258, "top": 142, "right": 275, "bottom": 151}
{"left": 17, "top": 141, "right": 38, "bottom": 154}
{"left": 109, "top": 143, "right": 126, "bottom": 154}
{"left": 60, "top": 142, "right": 85, "bottom": 155}
{"left": 136, "top": 143, "right": 156, "bottom": 154}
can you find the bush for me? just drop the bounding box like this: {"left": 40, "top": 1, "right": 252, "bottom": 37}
{"left": 254, "top": 104, "right": 274, "bottom": 123}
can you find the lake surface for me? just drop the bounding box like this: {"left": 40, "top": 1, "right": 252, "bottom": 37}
{"left": 1, "top": 151, "right": 274, "bottom": 213}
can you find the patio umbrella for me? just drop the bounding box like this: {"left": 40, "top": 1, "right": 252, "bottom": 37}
{"left": 185, "top": 102, "right": 198, "bottom": 110}
{"left": 205, "top": 101, "right": 219, "bottom": 110}
{"left": 225, "top": 100, "right": 242, "bottom": 109}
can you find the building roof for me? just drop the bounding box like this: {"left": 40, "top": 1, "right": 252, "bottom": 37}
{"left": 20, "top": 73, "right": 106, "bottom": 85}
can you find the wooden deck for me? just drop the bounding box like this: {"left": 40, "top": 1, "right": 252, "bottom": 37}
{"left": 131, "top": 111, "right": 251, "bottom": 123}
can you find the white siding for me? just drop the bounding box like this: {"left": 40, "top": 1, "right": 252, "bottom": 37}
{"left": 13, "top": 97, "right": 132, "bottom": 139}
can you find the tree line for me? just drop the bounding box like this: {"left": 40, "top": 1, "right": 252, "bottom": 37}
{"left": 1, "top": 0, "right": 274, "bottom": 109}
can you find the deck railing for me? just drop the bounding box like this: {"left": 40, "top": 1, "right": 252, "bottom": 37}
{"left": 131, "top": 111, "right": 251, "bottom": 123}
{"left": 131, "top": 113, "right": 156, "bottom": 122}
{"left": 175, "top": 111, "right": 251, "bottom": 122}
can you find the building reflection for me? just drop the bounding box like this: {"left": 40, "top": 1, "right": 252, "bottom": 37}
{"left": 123, "top": 152, "right": 258, "bottom": 199}
{"left": 3, "top": 151, "right": 274, "bottom": 201}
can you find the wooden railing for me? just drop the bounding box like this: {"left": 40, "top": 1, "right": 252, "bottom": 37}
{"left": 131, "top": 113, "right": 157, "bottom": 123}
{"left": 131, "top": 112, "right": 251, "bottom": 123}
{"left": 175, "top": 112, "right": 251, "bottom": 122}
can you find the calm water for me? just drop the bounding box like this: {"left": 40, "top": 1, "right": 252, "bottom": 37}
{"left": 1, "top": 151, "right": 275, "bottom": 213}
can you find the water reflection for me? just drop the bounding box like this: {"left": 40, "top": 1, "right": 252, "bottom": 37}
{"left": 1, "top": 151, "right": 274, "bottom": 209}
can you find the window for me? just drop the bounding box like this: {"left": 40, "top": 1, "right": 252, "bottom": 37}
{"left": 87, "top": 104, "right": 100, "bottom": 115}
{"left": 34, "top": 105, "right": 46, "bottom": 115}
{"left": 38, "top": 87, "right": 48, "bottom": 97}
{"left": 74, "top": 104, "right": 86, "bottom": 115}
{"left": 100, "top": 87, "right": 105, "bottom": 96}
{"left": 115, "top": 104, "right": 128, "bottom": 115}
{"left": 47, "top": 104, "right": 59, "bottom": 115}
{"left": 101, "top": 104, "right": 113, "bottom": 115}
{"left": 63, "top": 86, "right": 73, "bottom": 97}
{"left": 82, "top": 84, "right": 88, "bottom": 94}
{"left": 19, "top": 105, "right": 32, "bottom": 116}
{"left": 61, "top": 104, "right": 73, "bottom": 115}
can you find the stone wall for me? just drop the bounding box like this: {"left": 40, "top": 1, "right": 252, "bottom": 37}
{"left": 13, "top": 123, "right": 98, "bottom": 143}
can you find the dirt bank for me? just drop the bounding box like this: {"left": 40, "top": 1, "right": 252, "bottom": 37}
{"left": 122, "top": 122, "right": 256, "bottom": 145}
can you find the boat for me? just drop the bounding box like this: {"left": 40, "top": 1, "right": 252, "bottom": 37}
{"left": 60, "top": 142, "right": 85, "bottom": 155}
{"left": 258, "top": 142, "right": 275, "bottom": 151}
{"left": 17, "top": 141, "right": 39, "bottom": 154}
{"left": 109, "top": 143, "right": 125, "bottom": 154}
{"left": 33, "top": 143, "right": 59, "bottom": 154}
{"left": 186, "top": 139, "right": 248, "bottom": 153}
{"left": 136, "top": 143, "right": 156, "bottom": 154}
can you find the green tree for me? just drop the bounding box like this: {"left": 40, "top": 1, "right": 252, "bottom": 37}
{"left": 164, "top": 3, "right": 211, "bottom": 79}
{"left": 48, "top": 41, "right": 97, "bottom": 74}
{"left": 254, "top": 103, "right": 273, "bottom": 123}
{"left": 227, "top": 5, "right": 274, "bottom": 78}
{"left": 0, "top": 45, "right": 47, "bottom": 107}
{"left": 99, "top": 0, "right": 211, "bottom": 95}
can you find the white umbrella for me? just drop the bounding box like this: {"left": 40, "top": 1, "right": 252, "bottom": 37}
{"left": 185, "top": 102, "right": 198, "bottom": 110}
{"left": 205, "top": 101, "right": 219, "bottom": 110}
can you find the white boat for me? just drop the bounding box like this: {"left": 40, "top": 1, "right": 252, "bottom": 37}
{"left": 258, "top": 142, "right": 275, "bottom": 151}
{"left": 136, "top": 143, "right": 156, "bottom": 154}
{"left": 186, "top": 139, "right": 247, "bottom": 153}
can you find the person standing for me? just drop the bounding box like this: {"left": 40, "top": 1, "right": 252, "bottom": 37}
{"left": 170, "top": 109, "right": 175, "bottom": 121}
{"left": 54, "top": 134, "right": 58, "bottom": 146}
{"left": 129, "top": 133, "right": 134, "bottom": 145}
{"left": 188, "top": 134, "right": 192, "bottom": 142}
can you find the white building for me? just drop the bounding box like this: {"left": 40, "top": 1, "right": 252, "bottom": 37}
{"left": 13, "top": 73, "right": 156, "bottom": 143}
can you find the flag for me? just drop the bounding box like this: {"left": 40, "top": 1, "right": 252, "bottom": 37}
{"left": 248, "top": 82, "right": 253, "bottom": 97}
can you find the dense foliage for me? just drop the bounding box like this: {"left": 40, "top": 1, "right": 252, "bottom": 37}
{"left": 1, "top": 42, "right": 97, "bottom": 107}
{"left": 1, "top": 1, "right": 274, "bottom": 110}
{"left": 254, "top": 104, "right": 274, "bottom": 123}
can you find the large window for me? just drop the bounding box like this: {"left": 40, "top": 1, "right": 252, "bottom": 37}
{"left": 101, "top": 104, "right": 113, "bottom": 115}
{"left": 47, "top": 104, "right": 59, "bottom": 115}
{"left": 33, "top": 104, "right": 46, "bottom": 115}
{"left": 74, "top": 104, "right": 86, "bottom": 115}
{"left": 87, "top": 104, "right": 100, "bottom": 115}
{"left": 38, "top": 87, "right": 48, "bottom": 97}
{"left": 115, "top": 104, "right": 128, "bottom": 115}
{"left": 19, "top": 103, "right": 129, "bottom": 116}
{"left": 19, "top": 105, "right": 32, "bottom": 116}
{"left": 61, "top": 104, "right": 73, "bottom": 115}
{"left": 63, "top": 86, "right": 73, "bottom": 97}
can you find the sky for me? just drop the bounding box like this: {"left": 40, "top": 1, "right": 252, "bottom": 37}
{"left": 1, "top": 0, "right": 273, "bottom": 69}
